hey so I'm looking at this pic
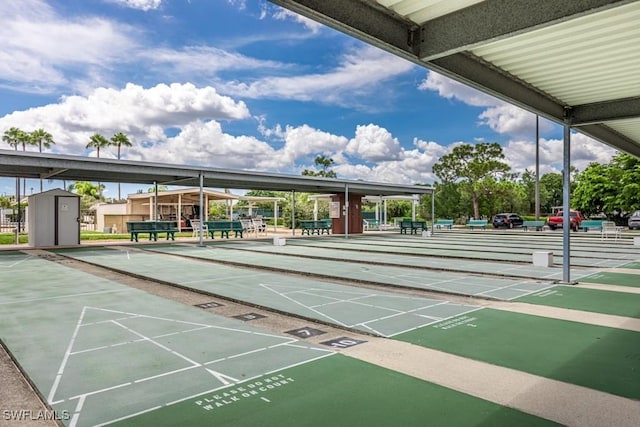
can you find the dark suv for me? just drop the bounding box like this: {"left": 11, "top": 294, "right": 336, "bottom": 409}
{"left": 492, "top": 213, "right": 524, "bottom": 229}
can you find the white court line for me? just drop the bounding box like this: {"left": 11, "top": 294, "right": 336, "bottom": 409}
{"left": 259, "top": 283, "right": 348, "bottom": 327}
{"left": 112, "top": 320, "right": 202, "bottom": 366}
{"left": 180, "top": 271, "right": 267, "bottom": 285}
{"left": 97, "top": 352, "right": 336, "bottom": 427}
{"left": 388, "top": 307, "right": 486, "bottom": 337}
{"left": 0, "top": 254, "right": 33, "bottom": 269}
{"left": 476, "top": 281, "right": 557, "bottom": 300}
{"left": 0, "top": 289, "right": 134, "bottom": 306}
{"left": 47, "top": 307, "right": 87, "bottom": 403}
{"left": 351, "top": 301, "right": 454, "bottom": 334}
{"left": 84, "top": 306, "right": 288, "bottom": 340}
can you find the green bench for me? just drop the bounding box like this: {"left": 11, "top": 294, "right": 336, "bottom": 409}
{"left": 126, "top": 221, "right": 178, "bottom": 242}
{"left": 300, "top": 220, "right": 332, "bottom": 235}
{"left": 400, "top": 220, "right": 428, "bottom": 235}
{"left": 579, "top": 220, "right": 604, "bottom": 232}
{"left": 434, "top": 219, "right": 454, "bottom": 230}
{"left": 204, "top": 220, "right": 244, "bottom": 238}
{"left": 522, "top": 220, "right": 546, "bottom": 231}
{"left": 466, "top": 219, "right": 488, "bottom": 230}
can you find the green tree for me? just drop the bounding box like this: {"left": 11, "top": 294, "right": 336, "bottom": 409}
{"left": 432, "top": 142, "right": 510, "bottom": 219}
{"left": 572, "top": 153, "right": 640, "bottom": 222}
{"left": 2, "top": 127, "right": 27, "bottom": 150}
{"left": 572, "top": 163, "right": 613, "bottom": 216}
{"left": 612, "top": 154, "right": 640, "bottom": 213}
{"left": 86, "top": 133, "right": 110, "bottom": 199}
{"left": 110, "top": 132, "right": 132, "bottom": 160}
{"left": 29, "top": 128, "right": 55, "bottom": 191}
{"left": 71, "top": 181, "right": 105, "bottom": 208}
{"left": 86, "top": 133, "right": 109, "bottom": 157}
{"left": 29, "top": 128, "right": 55, "bottom": 153}
{"left": 539, "top": 172, "right": 563, "bottom": 213}
{"left": 302, "top": 155, "right": 337, "bottom": 178}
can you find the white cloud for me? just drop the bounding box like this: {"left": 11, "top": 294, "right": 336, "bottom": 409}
{"left": 131, "top": 120, "right": 277, "bottom": 170}
{"left": 141, "top": 46, "right": 287, "bottom": 76}
{"left": 502, "top": 131, "right": 616, "bottom": 176}
{"left": 345, "top": 124, "right": 402, "bottom": 162}
{"left": 419, "top": 72, "right": 498, "bottom": 107}
{"left": 219, "top": 46, "right": 415, "bottom": 108}
{"left": 0, "top": 0, "right": 139, "bottom": 93}
{"left": 271, "top": 7, "right": 324, "bottom": 34}
{"left": 279, "top": 125, "right": 349, "bottom": 165}
{"left": 105, "top": 0, "right": 162, "bottom": 11}
{"left": 0, "top": 83, "right": 250, "bottom": 155}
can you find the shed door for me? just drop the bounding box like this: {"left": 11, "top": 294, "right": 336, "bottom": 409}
{"left": 56, "top": 196, "right": 80, "bottom": 246}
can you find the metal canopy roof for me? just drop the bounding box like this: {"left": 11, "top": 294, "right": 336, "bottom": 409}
{"left": 269, "top": 0, "right": 640, "bottom": 157}
{"left": 0, "top": 150, "right": 431, "bottom": 197}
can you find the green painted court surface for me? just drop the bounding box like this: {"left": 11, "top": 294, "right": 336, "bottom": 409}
{"left": 112, "top": 355, "right": 558, "bottom": 427}
{"left": 137, "top": 244, "right": 556, "bottom": 300}
{"left": 2, "top": 230, "right": 639, "bottom": 426}
{"left": 579, "top": 271, "right": 640, "bottom": 287}
{"left": 517, "top": 286, "right": 640, "bottom": 318}
{"left": 54, "top": 246, "right": 481, "bottom": 337}
{"left": 0, "top": 253, "right": 331, "bottom": 426}
{"left": 396, "top": 309, "right": 640, "bottom": 399}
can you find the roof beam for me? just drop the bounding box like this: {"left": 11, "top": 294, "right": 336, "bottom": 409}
{"left": 428, "top": 53, "right": 566, "bottom": 122}
{"left": 267, "top": 0, "right": 419, "bottom": 59}
{"left": 570, "top": 97, "right": 640, "bottom": 126}
{"left": 41, "top": 168, "right": 68, "bottom": 179}
{"left": 578, "top": 124, "right": 640, "bottom": 157}
{"left": 417, "top": 0, "right": 635, "bottom": 61}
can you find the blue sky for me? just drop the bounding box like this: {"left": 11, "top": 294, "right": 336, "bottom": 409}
{"left": 0, "top": 0, "right": 617, "bottom": 198}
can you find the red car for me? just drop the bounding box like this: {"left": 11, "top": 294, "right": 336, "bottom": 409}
{"left": 547, "top": 210, "right": 585, "bottom": 231}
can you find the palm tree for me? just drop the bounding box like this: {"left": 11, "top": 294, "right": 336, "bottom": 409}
{"left": 30, "top": 128, "right": 55, "bottom": 191}
{"left": 110, "top": 132, "right": 132, "bottom": 200}
{"left": 86, "top": 133, "right": 109, "bottom": 157}
{"left": 30, "top": 128, "right": 55, "bottom": 152}
{"left": 2, "top": 127, "right": 26, "bottom": 150}
{"left": 2, "top": 127, "right": 29, "bottom": 231}
{"left": 86, "top": 133, "right": 110, "bottom": 199}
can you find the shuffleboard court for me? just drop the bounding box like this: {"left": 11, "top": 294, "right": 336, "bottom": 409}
{"left": 578, "top": 271, "right": 640, "bottom": 287}
{"left": 54, "top": 247, "right": 480, "bottom": 337}
{"left": 516, "top": 286, "right": 640, "bottom": 318}
{"left": 205, "top": 240, "right": 594, "bottom": 281}
{"left": 395, "top": 309, "right": 640, "bottom": 399}
{"left": 620, "top": 261, "right": 640, "bottom": 269}
{"left": 140, "top": 244, "right": 555, "bottom": 300}
{"left": 288, "top": 235, "right": 639, "bottom": 268}
{"left": 110, "top": 354, "right": 559, "bottom": 427}
{"left": 0, "top": 253, "right": 333, "bottom": 426}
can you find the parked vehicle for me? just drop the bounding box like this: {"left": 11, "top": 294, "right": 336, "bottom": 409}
{"left": 547, "top": 210, "right": 585, "bottom": 231}
{"left": 628, "top": 210, "right": 640, "bottom": 230}
{"left": 492, "top": 213, "right": 524, "bottom": 229}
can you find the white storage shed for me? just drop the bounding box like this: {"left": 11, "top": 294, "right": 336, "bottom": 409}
{"left": 28, "top": 189, "right": 80, "bottom": 247}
